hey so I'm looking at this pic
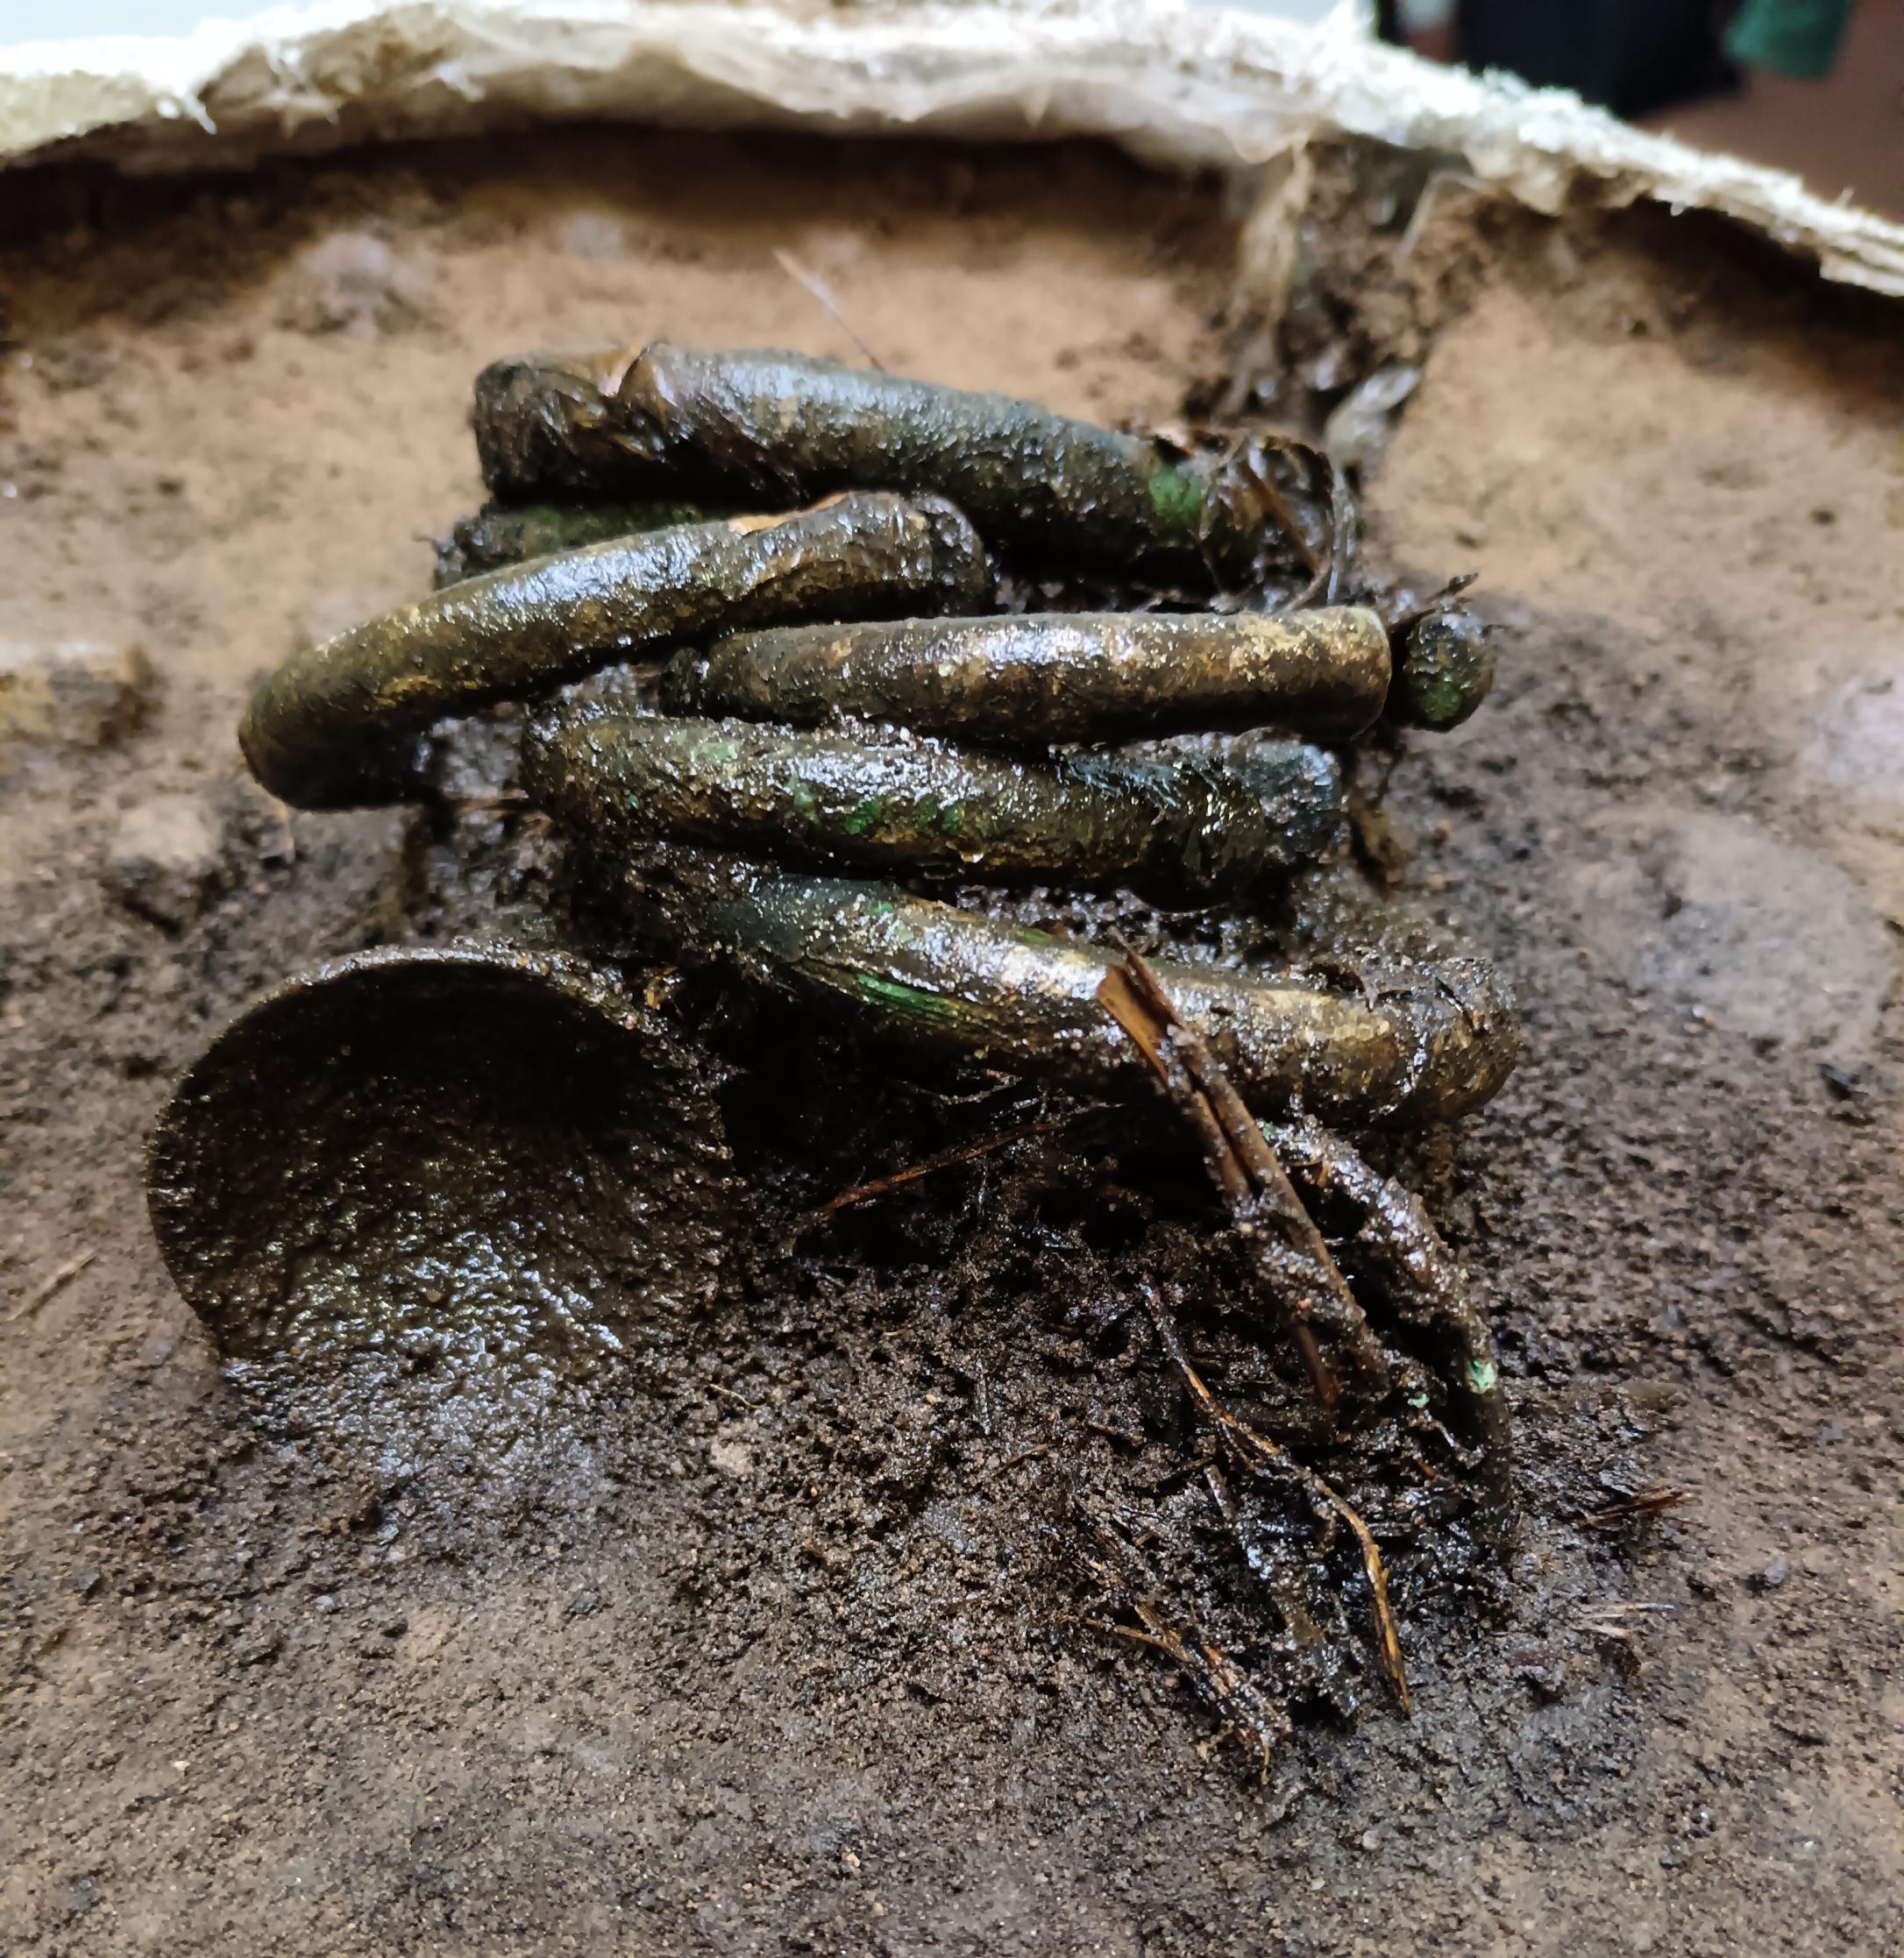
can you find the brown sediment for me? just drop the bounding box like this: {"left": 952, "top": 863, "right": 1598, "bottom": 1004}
{"left": 664, "top": 607, "right": 1390, "bottom": 747}
{"left": 239, "top": 492, "right": 991, "bottom": 809}
{"left": 524, "top": 711, "right": 1343, "bottom": 897}
{"left": 474, "top": 343, "right": 1307, "bottom": 580}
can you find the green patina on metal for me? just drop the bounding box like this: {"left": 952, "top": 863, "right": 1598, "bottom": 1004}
{"left": 525, "top": 712, "right": 1346, "bottom": 898}
{"left": 851, "top": 972, "right": 964, "bottom": 1026}
{"left": 1146, "top": 465, "right": 1207, "bottom": 542}
{"left": 1390, "top": 609, "right": 1495, "bottom": 732}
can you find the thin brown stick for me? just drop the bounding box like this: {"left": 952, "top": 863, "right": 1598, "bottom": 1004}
{"left": 1236, "top": 443, "right": 1322, "bottom": 579}
{"left": 443, "top": 791, "right": 533, "bottom": 817}
{"left": 6, "top": 1249, "right": 96, "bottom": 1323}
{"left": 989, "top": 1443, "right": 1049, "bottom": 1476}
{"left": 1081, "top": 1531, "right": 1287, "bottom": 1772}
{"left": 772, "top": 250, "right": 888, "bottom": 372}
{"left": 1283, "top": 447, "right": 1355, "bottom": 609}
{"left": 1145, "top": 1292, "right": 1410, "bottom": 1715}
{"left": 815, "top": 1117, "right": 1066, "bottom": 1218}
{"left": 1581, "top": 1487, "right": 1692, "bottom": 1529}
{"left": 1092, "top": 1621, "right": 1179, "bottom": 1659}
{"left": 1384, "top": 570, "right": 1479, "bottom": 637}
{"left": 1322, "top": 450, "right": 1353, "bottom": 606}
{"left": 1098, "top": 954, "right": 1389, "bottom": 1401}
{"left": 700, "top": 1379, "right": 759, "bottom": 1413}
{"left": 1098, "top": 961, "right": 1332, "bottom": 1404}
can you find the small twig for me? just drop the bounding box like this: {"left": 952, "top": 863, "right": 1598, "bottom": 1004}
{"left": 1395, "top": 167, "right": 1488, "bottom": 266}
{"left": 1098, "top": 951, "right": 1389, "bottom": 1404}
{"left": 772, "top": 249, "right": 887, "bottom": 372}
{"left": 1384, "top": 570, "right": 1480, "bottom": 637}
{"left": 6, "top": 1249, "right": 95, "bottom": 1323}
{"left": 1081, "top": 1526, "right": 1288, "bottom": 1773}
{"left": 700, "top": 1379, "right": 759, "bottom": 1413}
{"left": 1581, "top": 1487, "right": 1692, "bottom": 1529}
{"left": 1146, "top": 1292, "right": 1410, "bottom": 1716}
{"left": 1082, "top": 1617, "right": 1179, "bottom": 1659}
{"left": 813, "top": 1117, "right": 1065, "bottom": 1219}
{"left": 1322, "top": 450, "right": 1353, "bottom": 606}
{"left": 1361, "top": 741, "right": 1408, "bottom": 814}
{"left": 1284, "top": 447, "right": 1354, "bottom": 608}
{"left": 1224, "top": 435, "right": 1322, "bottom": 581}
{"left": 1098, "top": 959, "right": 1330, "bottom": 1402}
{"left": 443, "top": 791, "right": 536, "bottom": 818}
{"left": 1578, "top": 1600, "right": 1675, "bottom": 1656}
{"left": 990, "top": 1442, "right": 1049, "bottom": 1476}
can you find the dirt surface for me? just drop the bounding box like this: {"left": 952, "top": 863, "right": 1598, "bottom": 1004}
{"left": 2, "top": 131, "right": 1900, "bottom": 1956}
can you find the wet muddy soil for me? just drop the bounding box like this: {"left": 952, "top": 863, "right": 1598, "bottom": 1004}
{"left": 1, "top": 131, "right": 1899, "bottom": 1956}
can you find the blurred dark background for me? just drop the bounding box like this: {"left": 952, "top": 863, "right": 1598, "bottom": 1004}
{"left": 1377, "top": 0, "right": 1900, "bottom": 217}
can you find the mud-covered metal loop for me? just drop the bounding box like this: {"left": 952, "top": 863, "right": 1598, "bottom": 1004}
{"left": 146, "top": 942, "right": 734, "bottom": 1364}
{"left": 468, "top": 349, "right": 639, "bottom": 502}
{"left": 667, "top": 869, "right": 1520, "bottom": 1130}
{"left": 239, "top": 492, "right": 992, "bottom": 810}
{"left": 474, "top": 344, "right": 1331, "bottom": 584}
{"left": 522, "top": 710, "right": 1346, "bottom": 900}
{"left": 1390, "top": 607, "right": 1494, "bottom": 730}
{"left": 432, "top": 498, "right": 739, "bottom": 589}
{"left": 1380, "top": 573, "right": 1495, "bottom": 731}
{"left": 665, "top": 607, "right": 1392, "bottom": 747}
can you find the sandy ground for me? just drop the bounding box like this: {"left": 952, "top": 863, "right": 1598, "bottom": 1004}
{"left": 1, "top": 131, "right": 1899, "bottom": 1955}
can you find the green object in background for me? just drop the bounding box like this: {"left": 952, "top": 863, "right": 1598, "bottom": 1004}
{"left": 1723, "top": 0, "right": 1854, "bottom": 82}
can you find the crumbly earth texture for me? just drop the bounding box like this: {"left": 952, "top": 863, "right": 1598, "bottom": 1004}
{"left": 2, "top": 131, "right": 1900, "bottom": 1956}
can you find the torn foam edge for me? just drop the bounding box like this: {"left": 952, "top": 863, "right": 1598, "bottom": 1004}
{"left": 1, "top": 0, "right": 1900, "bottom": 298}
